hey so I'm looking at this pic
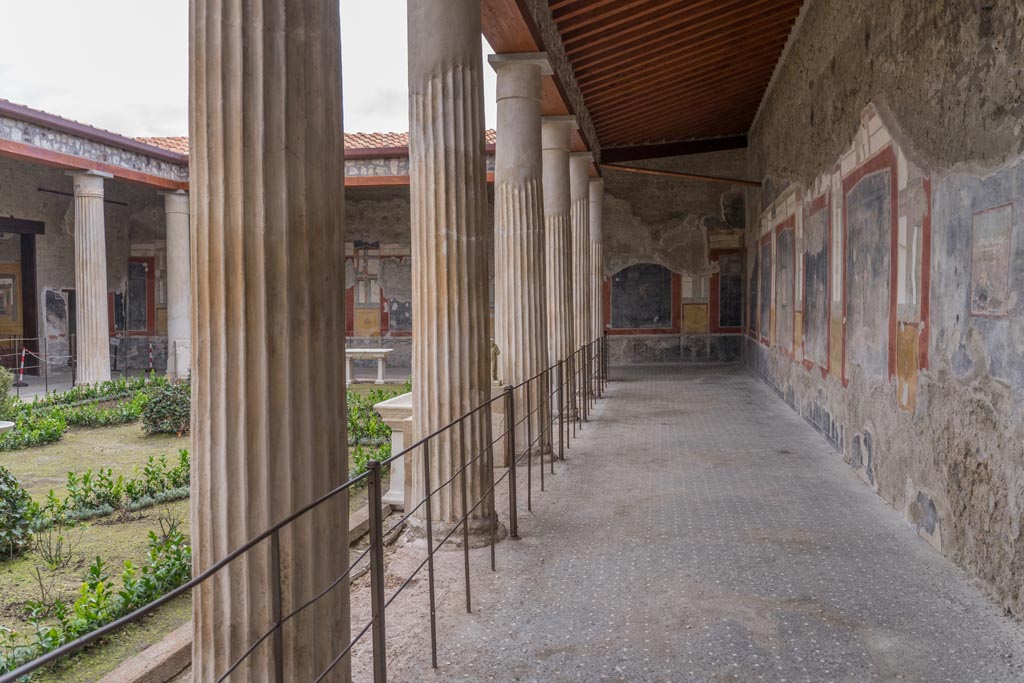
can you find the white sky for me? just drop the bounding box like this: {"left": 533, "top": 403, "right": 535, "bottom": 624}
{"left": 0, "top": 0, "right": 497, "bottom": 137}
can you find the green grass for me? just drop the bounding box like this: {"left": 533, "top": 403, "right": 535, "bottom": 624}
{"left": 0, "top": 424, "right": 190, "bottom": 681}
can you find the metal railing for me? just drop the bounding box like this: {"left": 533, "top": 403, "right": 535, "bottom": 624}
{"left": 0, "top": 333, "right": 610, "bottom": 683}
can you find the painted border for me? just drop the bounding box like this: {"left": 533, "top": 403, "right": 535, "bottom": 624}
{"left": 841, "top": 144, "right": 898, "bottom": 387}
{"left": 801, "top": 192, "right": 831, "bottom": 378}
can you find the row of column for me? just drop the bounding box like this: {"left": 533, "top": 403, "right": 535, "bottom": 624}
{"left": 69, "top": 172, "right": 191, "bottom": 384}
{"left": 187, "top": 0, "right": 606, "bottom": 676}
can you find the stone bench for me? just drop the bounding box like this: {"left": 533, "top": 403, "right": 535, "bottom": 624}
{"left": 345, "top": 348, "right": 393, "bottom": 386}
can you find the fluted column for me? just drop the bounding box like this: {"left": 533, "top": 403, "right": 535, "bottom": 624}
{"left": 161, "top": 191, "right": 190, "bottom": 380}
{"left": 589, "top": 179, "right": 605, "bottom": 341}
{"left": 542, "top": 117, "right": 575, "bottom": 364}
{"left": 190, "top": 3, "right": 348, "bottom": 680}
{"left": 490, "top": 53, "right": 551, "bottom": 458}
{"left": 69, "top": 171, "right": 111, "bottom": 385}
{"left": 570, "top": 154, "right": 592, "bottom": 353}
{"left": 408, "top": 0, "right": 497, "bottom": 542}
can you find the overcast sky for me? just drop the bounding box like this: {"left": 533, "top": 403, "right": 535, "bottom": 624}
{"left": 0, "top": 0, "right": 497, "bottom": 137}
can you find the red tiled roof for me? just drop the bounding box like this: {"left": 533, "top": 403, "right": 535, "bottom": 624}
{"left": 136, "top": 130, "right": 498, "bottom": 156}
{"left": 135, "top": 136, "right": 190, "bottom": 155}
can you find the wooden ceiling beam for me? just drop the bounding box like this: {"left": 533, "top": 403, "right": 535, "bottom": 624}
{"left": 589, "top": 61, "right": 778, "bottom": 122}
{"left": 595, "top": 92, "right": 766, "bottom": 143}
{"left": 596, "top": 99, "right": 760, "bottom": 144}
{"left": 599, "top": 114, "right": 752, "bottom": 148}
{"left": 551, "top": 0, "right": 630, "bottom": 24}
{"left": 595, "top": 89, "right": 764, "bottom": 136}
{"left": 600, "top": 135, "right": 748, "bottom": 163}
{"left": 576, "top": 11, "right": 794, "bottom": 85}
{"left": 554, "top": 0, "right": 675, "bottom": 33}
{"left": 583, "top": 41, "right": 788, "bottom": 109}
{"left": 561, "top": 0, "right": 723, "bottom": 48}
{"left": 567, "top": 0, "right": 793, "bottom": 65}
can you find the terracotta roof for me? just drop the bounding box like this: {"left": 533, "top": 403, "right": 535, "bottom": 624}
{"left": 135, "top": 136, "right": 190, "bottom": 155}
{"left": 136, "top": 130, "right": 498, "bottom": 156}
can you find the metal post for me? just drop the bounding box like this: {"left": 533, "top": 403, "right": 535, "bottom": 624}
{"left": 603, "top": 332, "right": 608, "bottom": 391}
{"left": 43, "top": 337, "right": 48, "bottom": 394}
{"left": 504, "top": 385, "right": 519, "bottom": 540}
{"left": 557, "top": 360, "right": 565, "bottom": 459}
{"left": 535, "top": 376, "right": 544, "bottom": 491}
{"left": 526, "top": 381, "right": 533, "bottom": 509}
{"left": 367, "top": 461, "right": 388, "bottom": 682}
{"left": 270, "top": 529, "right": 284, "bottom": 683}
{"left": 486, "top": 402, "right": 496, "bottom": 571}
{"left": 458, "top": 419, "right": 471, "bottom": 613}
{"left": 422, "top": 442, "right": 438, "bottom": 668}
{"left": 70, "top": 333, "right": 76, "bottom": 388}
{"left": 547, "top": 365, "right": 554, "bottom": 474}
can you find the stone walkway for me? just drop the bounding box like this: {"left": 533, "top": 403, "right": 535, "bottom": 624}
{"left": 355, "top": 363, "right": 1024, "bottom": 683}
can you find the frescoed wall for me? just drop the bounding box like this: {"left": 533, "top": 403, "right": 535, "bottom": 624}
{"left": 745, "top": 101, "right": 1024, "bottom": 619}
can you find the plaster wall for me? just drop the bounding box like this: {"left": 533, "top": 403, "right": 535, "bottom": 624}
{"left": 747, "top": 0, "right": 1024, "bottom": 616}
{"left": 0, "top": 156, "right": 169, "bottom": 371}
{"left": 603, "top": 149, "right": 748, "bottom": 362}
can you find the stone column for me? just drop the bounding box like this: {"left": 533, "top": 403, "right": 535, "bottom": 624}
{"left": 69, "top": 170, "right": 112, "bottom": 385}
{"left": 161, "top": 191, "right": 190, "bottom": 380}
{"left": 408, "top": 0, "right": 497, "bottom": 543}
{"left": 542, "top": 117, "right": 575, "bottom": 364}
{"left": 190, "top": 2, "right": 348, "bottom": 680}
{"left": 490, "top": 53, "right": 552, "bottom": 457}
{"left": 589, "top": 179, "right": 605, "bottom": 341}
{"left": 570, "top": 153, "right": 592, "bottom": 352}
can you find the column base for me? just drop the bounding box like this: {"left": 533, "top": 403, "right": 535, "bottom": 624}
{"left": 406, "top": 516, "right": 508, "bottom": 549}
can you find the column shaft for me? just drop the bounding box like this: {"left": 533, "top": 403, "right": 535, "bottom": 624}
{"left": 542, "top": 119, "right": 574, "bottom": 364}
{"left": 163, "top": 191, "right": 190, "bottom": 380}
{"left": 492, "top": 56, "right": 551, "bottom": 457}
{"left": 70, "top": 172, "right": 111, "bottom": 385}
{"left": 408, "top": 0, "right": 496, "bottom": 540}
{"left": 190, "top": 1, "right": 348, "bottom": 680}
{"left": 570, "top": 155, "right": 591, "bottom": 350}
{"left": 589, "top": 179, "right": 605, "bottom": 341}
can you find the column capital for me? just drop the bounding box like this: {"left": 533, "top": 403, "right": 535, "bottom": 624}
{"left": 488, "top": 52, "right": 553, "bottom": 75}
{"left": 542, "top": 116, "right": 577, "bottom": 152}
{"left": 67, "top": 169, "right": 112, "bottom": 198}
{"left": 570, "top": 151, "right": 594, "bottom": 160}
{"left": 160, "top": 190, "right": 190, "bottom": 215}
{"left": 589, "top": 178, "right": 605, "bottom": 194}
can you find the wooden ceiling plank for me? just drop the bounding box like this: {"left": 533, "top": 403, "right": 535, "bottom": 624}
{"left": 555, "top": 0, "right": 675, "bottom": 33}
{"left": 588, "top": 59, "right": 780, "bottom": 120}
{"left": 561, "top": 0, "right": 727, "bottom": 48}
{"left": 600, "top": 135, "right": 748, "bottom": 163}
{"left": 599, "top": 112, "right": 753, "bottom": 148}
{"left": 582, "top": 31, "right": 791, "bottom": 104}
{"left": 596, "top": 95, "right": 764, "bottom": 142}
{"left": 581, "top": 9, "right": 794, "bottom": 84}
{"left": 567, "top": 0, "right": 790, "bottom": 64}
{"left": 594, "top": 86, "right": 767, "bottom": 135}
{"left": 582, "top": 37, "right": 791, "bottom": 106}
{"left": 551, "top": 0, "right": 629, "bottom": 24}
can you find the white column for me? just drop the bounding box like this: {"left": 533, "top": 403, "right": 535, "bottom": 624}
{"left": 161, "top": 190, "right": 190, "bottom": 380}
{"left": 542, "top": 117, "right": 575, "bottom": 364}
{"left": 589, "top": 179, "right": 605, "bottom": 341}
{"left": 69, "top": 170, "right": 112, "bottom": 385}
{"left": 190, "top": 2, "right": 348, "bottom": 680}
{"left": 570, "top": 153, "right": 592, "bottom": 350}
{"left": 408, "top": 0, "right": 498, "bottom": 543}
{"left": 490, "top": 52, "right": 552, "bottom": 457}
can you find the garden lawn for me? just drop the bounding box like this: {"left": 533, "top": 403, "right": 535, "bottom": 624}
{"left": 0, "top": 424, "right": 190, "bottom": 682}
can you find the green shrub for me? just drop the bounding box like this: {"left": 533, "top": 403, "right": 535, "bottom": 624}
{"left": 0, "top": 465, "right": 35, "bottom": 560}
{"left": 141, "top": 378, "right": 190, "bottom": 436}
{"left": 0, "top": 367, "right": 19, "bottom": 420}
{"left": 0, "top": 410, "right": 66, "bottom": 451}
{"left": 1, "top": 529, "right": 192, "bottom": 674}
